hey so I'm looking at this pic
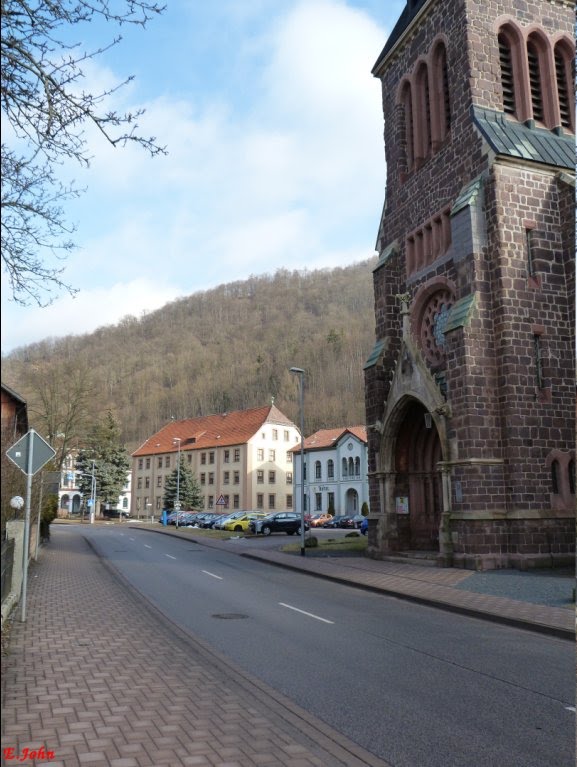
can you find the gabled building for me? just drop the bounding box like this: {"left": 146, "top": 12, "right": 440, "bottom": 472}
{"left": 364, "top": 0, "right": 575, "bottom": 569}
{"left": 131, "top": 405, "right": 300, "bottom": 516}
{"left": 291, "top": 427, "right": 368, "bottom": 518}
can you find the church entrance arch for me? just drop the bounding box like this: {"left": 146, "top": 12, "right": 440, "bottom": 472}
{"left": 392, "top": 398, "right": 443, "bottom": 551}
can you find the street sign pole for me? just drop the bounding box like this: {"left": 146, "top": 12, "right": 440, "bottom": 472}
{"left": 20, "top": 435, "right": 36, "bottom": 623}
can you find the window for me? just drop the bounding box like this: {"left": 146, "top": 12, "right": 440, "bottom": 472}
{"left": 234, "top": 449, "right": 240, "bottom": 462}
{"left": 187, "top": 454, "right": 192, "bottom": 464}
{"left": 136, "top": 498, "right": 141, "bottom": 511}
{"left": 551, "top": 460, "right": 560, "bottom": 494}
{"left": 145, "top": 458, "right": 151, "bottom": 469}
{"left": 268, "top": 494, "right": 275, "bottom": 509}
{"left": 223, "top": 495, "right": 230, "bottom": 508}
{"left": 157, "top": 476, "right": 162, "bottom": 487}
{"left": 137, "top": 478, "right": 142, "bottom": 489}
{"left": 315, "top": 461, "right": 322, "bottom": 480}
{"left": 233, "top": 495, "right": 240, "bottom": 509}
{"left": 287, "top": 494, "right": 293, "bottom": 509}
{"left": 498, "top": 31, "right": 516, "bottom": 116}
{"left": 157, "top": 457, "right": 163, "bottom": 469}
{"left": 143, "top": 496, "right": 149, "bottom": 509}
{"left": 342, "top": 458, "right": 348, "bottom": 477}
{"left": 569, "top": 461, "right": 575, "bottom": 495}
{"left": 261, "top": 432, "right": 266, "bottom": 440}
{"left": 200, "top": 473, "right": 206, "bottom": 485}
{"left": 209, "top": 452, "right": 215, "bottom": 464}
{"left": 156, "top": 497, "right": 161, "bottom": 510}
{"left": 224, "top": 450, "right": 230, "bottom": 463}
{"left": 527, "top": 38, "right": 544, "bottom": 123}
{"left": 286, "top": 452, "right": 292, "bottom": 464}
{"left": 233, "top": 471, "right": 240, "bottom": 485}
{"left": 138, "top": 458, "right": 143, "bottom": 469}
{"left": 145, "top": 477, "right": 150, "bottom": 489}
{"left": 286, "top": 472, "right": 293, "bottom": 484}
{"left": 268, "top": 471, "right": 276, "bottom": 484}
{"left": 257, "top": 493, "right": 264, "bottom": 509}
{"left": 526, "top": 227, "right": 535, "bottom": 277}
{"left": 208, "top": 496, "right": 214, "bottom": 509}
{"left": 315, "top": 493, "right": 322, "bottom": 511}
{"left": 165, "top": 456, "right": 170, "bottom": 468}
{"left": 269, "top": 449, "right": 276, "bottom": 462}
{"left": 400, "top": 80, "right": 414, "bottom": 171}
{"left": 355, "top": 457, "right": 361, "bottom": 477}
{"left": 223, "top": 471, "right": 229, "bottom": 484}
{"left": 257, "top": 470, "right": 264, "bottom": 484}
{"left": 415, "top": 62, "right": 431, "bottom": 162}
{"left": 208, "top": 472, "right": 214, "bottom": 485}
{"left": 327, "top": 460, "right": 334, "bottom": 479}
{"left": 272, "top": 429, "right": 278, "bottom": 440}
{"left": 555, "top": 41, "right": 574, "bottom": 131}
{"left": 328, "top": 492, "right": 335, "bottom": 511}
{"left": 201, "top": 453, "right": 206, "bottom": 465}
{"left": 257, "top": 449, "right": 264, "bottom": 461}
{"left": 284, "top": 430, "right": 290, "bottom": 441}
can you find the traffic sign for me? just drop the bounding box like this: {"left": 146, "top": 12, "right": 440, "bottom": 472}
{"left": 216, "top": 495, "right": 226, "bottom": 506}
{"left": 6, "top": 429, "right": 56, "bottom": 476}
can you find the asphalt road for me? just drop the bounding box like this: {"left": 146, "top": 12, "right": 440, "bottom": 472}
{"left": 85, "top": 526, "right": 574, "bottom": 767}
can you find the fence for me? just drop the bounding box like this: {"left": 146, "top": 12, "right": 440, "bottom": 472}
{"left": 1, "top": 537, "right": 15, "bottom": 604}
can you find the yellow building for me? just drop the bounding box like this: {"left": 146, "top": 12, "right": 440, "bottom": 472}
{"left": 131, "top": 404, "right": 300, "bottom": 517}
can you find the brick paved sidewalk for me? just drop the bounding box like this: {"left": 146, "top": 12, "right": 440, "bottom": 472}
{"left": 1, "top": 528, "right": 389, "bottom": 767}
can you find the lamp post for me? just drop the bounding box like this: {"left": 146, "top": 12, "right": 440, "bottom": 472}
{"left": 289, "top": 367, "right": 306, "bottom": 557}
{"left": 173, "top": 438, "right": 181, "bottom": 528}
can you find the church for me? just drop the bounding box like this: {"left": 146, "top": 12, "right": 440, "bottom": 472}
{"left": 363, "top": 0, "right": 575, "bottom": 569}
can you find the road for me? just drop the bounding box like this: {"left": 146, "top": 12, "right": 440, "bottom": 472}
{"left": 85, "top": 525, "right": 574, "bottom": 767}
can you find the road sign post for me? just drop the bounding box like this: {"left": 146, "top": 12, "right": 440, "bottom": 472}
{"left": 6, "top": 429, "right": 56, "bottom": 622}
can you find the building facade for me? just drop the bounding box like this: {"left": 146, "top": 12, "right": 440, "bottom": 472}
{"left": 131, "top": 405, "right": 300, "bottom": 517}
{"left": 291, "top": 427, "right": 368, "bottom": 518}
{"left": 57, "top": 452, "right": 132, "bottom": 517}
{"left": 364, "top": 0, "right": 575, "bottom": 569}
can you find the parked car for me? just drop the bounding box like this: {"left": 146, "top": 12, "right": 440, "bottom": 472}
{"left": 339, "top": 514, "right": 365, "bottom": 529}
{"left": 309, "top": 513, "right": 332, "bottom": 528}
{"left": 360, "top": 517, "right": 368, "bottom": 535}
{"left": 202, "top": 513, "right": 227, "bottom": 529}
{"left": 223, "top": 512, "right": 267, "bottom": 532}
{"left": 250, "top": 512, "right": 310, "bottom": 536}
{"left": 322, "top": 516, "right": 346, "bottom": 528}
{"left": 212, "top": 511, "right": 245, "bottom": 530}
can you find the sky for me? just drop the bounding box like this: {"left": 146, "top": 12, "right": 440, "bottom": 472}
{"left": 1, "top": 0, "right": 406, "bottom": 353}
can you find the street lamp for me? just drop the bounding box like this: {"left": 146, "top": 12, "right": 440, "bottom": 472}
{"left": 173, "top": 438, "right": 181, "bottom": 528}
{"left": 289, "top": 367, "right": 306, "bottom": 557}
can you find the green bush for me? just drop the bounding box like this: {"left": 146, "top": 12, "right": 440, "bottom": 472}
{"left": 345, "top": 531, "right": 360, "bottom": 538}
{"left": 304, "top": 536, "right": 319, "bottom": 548}
{"left": 361, "top": 502, "right": 369, "bottom": 517}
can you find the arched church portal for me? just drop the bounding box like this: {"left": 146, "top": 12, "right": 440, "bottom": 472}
{"left": 393, "top": 399, "right": 442, "bottom": 551}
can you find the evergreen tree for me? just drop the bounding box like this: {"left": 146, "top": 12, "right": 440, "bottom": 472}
{"left": 163, "top": 459, "right": 203, "bottom": 511}
{"left": 75, "top": 412, "right": 130, "bottom": 508}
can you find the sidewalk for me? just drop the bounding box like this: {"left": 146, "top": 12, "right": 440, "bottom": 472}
{"left": 147, "top": 525, "right": 576, "bottom": 641}
{"left": 1, "top": 526, "right": 389, "bottom": 767}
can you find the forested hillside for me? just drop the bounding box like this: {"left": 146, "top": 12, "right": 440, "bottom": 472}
{"left": 2, "top": 259, "right": 379, "bottom": 452}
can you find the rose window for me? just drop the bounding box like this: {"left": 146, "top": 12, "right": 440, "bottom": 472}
{"left": 419, "top": 289, "right": 453, "bottom": 367}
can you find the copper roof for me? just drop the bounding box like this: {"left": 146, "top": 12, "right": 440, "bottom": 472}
{"left": 290, "top": 426, "right": 367, "bottom": 453}
{"left": 132, "top": 405, "right": 296, "bottom": 457}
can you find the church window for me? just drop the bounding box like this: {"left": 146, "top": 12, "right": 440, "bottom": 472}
{"left": 525, "top": 228, "right": 535, "bottom": 276}
{"left": 526, "top": 40, "right": 544, "bottom": 123}
{"left": 432, "top": 41, "right": 451, "bottom": 144}
{"left": 400, "top": 81, "right": 414, "bottom": 171}
{"left": 554, "top": 41, "right": 575, "bottom": 132}
{"left": 415, "top": 63, "right": 431, "bottom": 161}
{"left": 550, "top": 460, "right": 560, "bottom": 494}
{"left": 498, "top": 32, "right": 516, "bottom": 116}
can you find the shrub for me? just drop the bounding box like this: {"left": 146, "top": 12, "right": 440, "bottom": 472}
{"left": 361, "top": 502, "right": 369, "bottom": 517}
{"left": 346, "top": 531, "right": 360, "bottom": 538}
{"left": 304, "top": 536, "right": 319, "bottom": 548}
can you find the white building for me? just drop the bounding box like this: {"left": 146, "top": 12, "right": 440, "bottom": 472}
{"left": 291, "top": 427, "right": 369, "bottom": 517}
{"left": 58, "top": 452, "right": 131, "bottom": 517}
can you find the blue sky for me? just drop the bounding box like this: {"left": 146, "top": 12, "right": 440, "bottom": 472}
{"left": 1, "top": 0, "right": 405, "bottom": 352}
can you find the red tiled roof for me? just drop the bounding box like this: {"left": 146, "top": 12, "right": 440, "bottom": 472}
{"left": 289, "top": 426, "right": 367, "bottom": 452}
{"left": 132, "top": 405, "right": 295, "bottom": 457}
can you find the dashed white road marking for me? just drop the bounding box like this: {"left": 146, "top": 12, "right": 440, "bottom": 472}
{"left": 565, "top": 707, "right": 576, "bottom": 713}
{"left": 129, "top": 537, "right": 135, "bottom": 541}
{"left": 279, "top": 602, "right": 334, "bottom": 624}
{"left": 165, "top": 554, "right": 177, "bottom": 560}
{"left": 202, "top": 570, "right": 223, "bottom": 580}
{"left": 144, "top": 544, "right": 152, "bottom": 549}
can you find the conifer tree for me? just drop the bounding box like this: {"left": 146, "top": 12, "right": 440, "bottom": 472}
{"left": 163, "top": 459, "right": 203, "bottom": 511}
{"left": 75, "top": 412, "right": 130, "bottom": 508}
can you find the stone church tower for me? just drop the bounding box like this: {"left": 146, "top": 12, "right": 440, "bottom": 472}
{"left": 364, "top": 0, "right": 575, "bottom": 569}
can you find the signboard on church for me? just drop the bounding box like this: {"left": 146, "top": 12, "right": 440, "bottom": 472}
{"left": 395, "top": 496, "right": 409, "bottom": 514}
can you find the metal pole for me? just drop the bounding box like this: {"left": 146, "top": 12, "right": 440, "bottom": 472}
{"left": 20, "top": 433, "right": 35, "bottom": 622}
{"left": 290, "top": 368, "right": 306, "bottom": 557}
{"left": 90, "top": 461, "right": 96, "bottom": 524}
{"left": 174, "top": 438, "right": 181, "bottom": 529}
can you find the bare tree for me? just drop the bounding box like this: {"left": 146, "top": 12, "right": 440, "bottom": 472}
{"left": 1, "top": 0, "right": 166, "bottom": 306}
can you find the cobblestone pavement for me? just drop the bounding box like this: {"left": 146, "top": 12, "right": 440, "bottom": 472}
{"left": 1, "top": 527, "right": 389, "bottom": 767}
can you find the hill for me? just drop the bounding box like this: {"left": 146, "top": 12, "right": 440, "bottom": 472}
{"left": 2, "top": 259, "right": 378, "bottom": 451}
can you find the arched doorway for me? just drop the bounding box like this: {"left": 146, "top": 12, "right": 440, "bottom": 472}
{"left": 345, "top": 488, "right": 359, "bottom": 515}
{"left": 393, "top": 399, "right": 442, "bottom": 551}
